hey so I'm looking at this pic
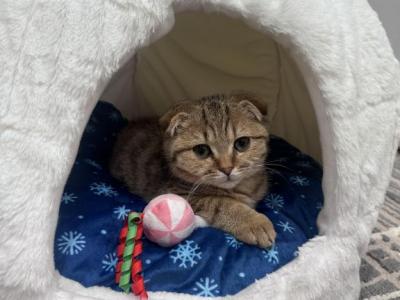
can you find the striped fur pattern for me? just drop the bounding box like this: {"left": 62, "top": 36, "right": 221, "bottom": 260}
{"left": 110, "top": 92, "right": 276, "bottom": 247}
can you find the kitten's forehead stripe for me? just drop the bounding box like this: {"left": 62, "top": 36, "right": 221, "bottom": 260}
{"left": 224, "top": 105, "right": 230, "bottom": 136}
{"left": 200, "top": 97, "right": 233, "bottom": 143}
{"left": 201, "top": 107, "right": 209, "bottom": 141}
{"left": 202, "top": 101, "right": 216, "bottom": 140}
{"left": 202, "top": 104, "right": 218, "bottom": 141}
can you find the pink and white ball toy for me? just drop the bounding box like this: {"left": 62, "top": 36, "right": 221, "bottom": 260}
{"left": 143, "top": 194, "right": 206, "bottom": 247}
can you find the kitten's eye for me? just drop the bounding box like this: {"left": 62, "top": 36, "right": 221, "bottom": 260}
{"left": 193, "top": 144, "right": 211, "bottom": 159}
{"left": 234, "top": 137, "right": 250, "bottom": 152}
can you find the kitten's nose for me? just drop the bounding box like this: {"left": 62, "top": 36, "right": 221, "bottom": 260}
{"left": 220, "top": 167, "right": 233, "bottom": 176}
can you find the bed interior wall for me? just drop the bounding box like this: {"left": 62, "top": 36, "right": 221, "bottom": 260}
{"left": 100, "top": 12, "right": 322, "bottom": 163}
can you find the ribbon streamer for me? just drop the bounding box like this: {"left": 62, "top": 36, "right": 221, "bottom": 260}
{"left": 131, "top": 219, "right": 147, "bottom": 299}
{"left": 116, "top": 212, "right": 148, "bottom": 300}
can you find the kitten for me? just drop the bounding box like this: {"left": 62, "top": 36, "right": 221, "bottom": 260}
{"left": 110, "top": 92, "right": 276, "bottom": 248}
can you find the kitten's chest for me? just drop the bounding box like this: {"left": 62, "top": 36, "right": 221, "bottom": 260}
{"left": 232, "top": 174, "right": 268, "bottom": 207}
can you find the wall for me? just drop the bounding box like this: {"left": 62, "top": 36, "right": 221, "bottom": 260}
{"left": 369, "top": 0, "right": 400, "bottom": 59}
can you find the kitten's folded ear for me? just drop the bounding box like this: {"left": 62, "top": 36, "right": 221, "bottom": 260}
{"left": 231, "top": 92, "right": 268, "bottom": 123}
{"left": 159, "top": 105, "right": 190, "bottom": 136}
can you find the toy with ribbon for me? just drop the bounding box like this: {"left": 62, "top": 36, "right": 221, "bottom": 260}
{"left": 115, "top": 212, "right": 148, "bottom": 300}
{"left": 115, "top": 194, "right": 206, "bottom": 298}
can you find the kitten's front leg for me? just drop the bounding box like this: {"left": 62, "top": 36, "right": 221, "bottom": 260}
{"left": 189, "top": 196, "right": 276, "bottom": 248}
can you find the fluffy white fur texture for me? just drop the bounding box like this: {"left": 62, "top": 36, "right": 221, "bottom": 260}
{"left": 1, "top": 0, "right": 399, "bottom": 299}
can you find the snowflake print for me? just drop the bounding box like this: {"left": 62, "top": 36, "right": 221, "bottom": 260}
{"left": 109, "top": 111, "right": 120, "bottom": 122}
{"left": 192, "top": 277, "right": 220, "bottom": 297}
{"left": 224, "top": 234, "right": 243, "bottom": 249}
{"left": 277, "top": 221, "right": 295, "bottom": 233}
{"left": 57, "top": 231, "right": 86, "bottom": 255}
{"left": 113, "top": 205, "right": 130, "bottom": 220}
{"left": 169, "top": 240, "right": 202, "bottom": 268}
{"left": 84, "top": 159, "right": 102, "bottom": 170}
{"left": 263, "top": 245, "right": 279, "bottom": 264}
{"left": 290, "top": 175, "right": 310, "bottom": 186}
{"left": 102, "top": 252, "right": 118, "bottom": 272}
{"left": 90, "top": 182, "right": 118, "bottom": 197}
{"left": 264, "top": 193, "right": 284, "bottom": 212}
{"left": 62, "top": 192, "right": 77, "bottom": 204}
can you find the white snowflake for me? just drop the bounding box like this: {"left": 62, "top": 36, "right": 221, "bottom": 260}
{"left": 57, "top": 231, "right": 86, "bottom": 255}
{"left": 102, "top": 252, "right": 118, "bottom": 272}
{"left": 264, "top": 193, "right": 284, "bottom": 211}
{"left": 192, "top": 277, "right": 220, "bottom": 297}
{"left": 90, "top": 182, "right": 118, "bottom": 197}
{"left": 62, "top": 192, "right": 77, "bottom": 204}
{"left": 109, "top": 111, "right": 120, "bottom": 122}
{"left": 113, "top": 205, "right": 130, "bottom": 220}
{"left": 169, "top": 240, "right": 202, "bottom": 268}
{"left": 277, "top": 221, "right": 295, "bottom": 233}
{"left": 290, "top": 175, "right": 310, "bottom": 186}
{"left": 224, "top": 234, "right": 243, "bottom": 249}
{"left": 84, "top": 159, "right": 102, "bottom": 170}
{"left": 263, "top": 245, "right": 279, "bottom": 264}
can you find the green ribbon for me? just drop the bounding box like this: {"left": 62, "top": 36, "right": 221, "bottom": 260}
{"left": 118, "top": 212, "right": 140, "bottom": 293}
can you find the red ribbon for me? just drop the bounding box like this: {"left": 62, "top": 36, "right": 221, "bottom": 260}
{"left": 131, "top": 213, "right": 148, "bottom": 300}
{"left": 115, "top": 213, "right": 148, "bottom": 300}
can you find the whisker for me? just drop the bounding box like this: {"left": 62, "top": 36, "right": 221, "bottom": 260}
{"left": 265, "top": 167, "right": 290, "bottom": 183}
{"left": 264, "top": 162, "right": 294, "bottom": 172}
{"left": 241, "top": 162, "right": 291, "bottom": 182}
{"left": 266, "top": 158, "right": 289, "bottom": 164}
{"left": 237, "top": 164, "right": 264, "bottom": 174}
{"left": 186, "top": 174, "right": 213, "bottom": 202}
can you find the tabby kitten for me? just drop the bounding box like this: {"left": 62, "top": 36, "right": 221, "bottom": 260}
{"left": 110, "top": 93, "right": 276, "bottom": 248}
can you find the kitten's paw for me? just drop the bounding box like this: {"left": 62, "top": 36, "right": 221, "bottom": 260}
{"left": 235, "top": 213, "right": 276, "bottom": 248}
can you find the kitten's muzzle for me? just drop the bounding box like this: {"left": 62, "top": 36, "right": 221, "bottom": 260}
{"left": 220, "top": 166, "right": 233, "bottom": 176}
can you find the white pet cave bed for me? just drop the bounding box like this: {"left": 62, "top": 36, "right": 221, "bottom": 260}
{"left": 1, "top": 1, "right": 400, "bottom": 299}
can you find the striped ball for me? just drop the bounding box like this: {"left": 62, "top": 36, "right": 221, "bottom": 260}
{"left": 143, "top": 194, "right": 195, "bottom": 247}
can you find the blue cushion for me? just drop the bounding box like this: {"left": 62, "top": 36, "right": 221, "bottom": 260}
{"left": 54, "top": 101, "right": 323, "bottom": 297}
